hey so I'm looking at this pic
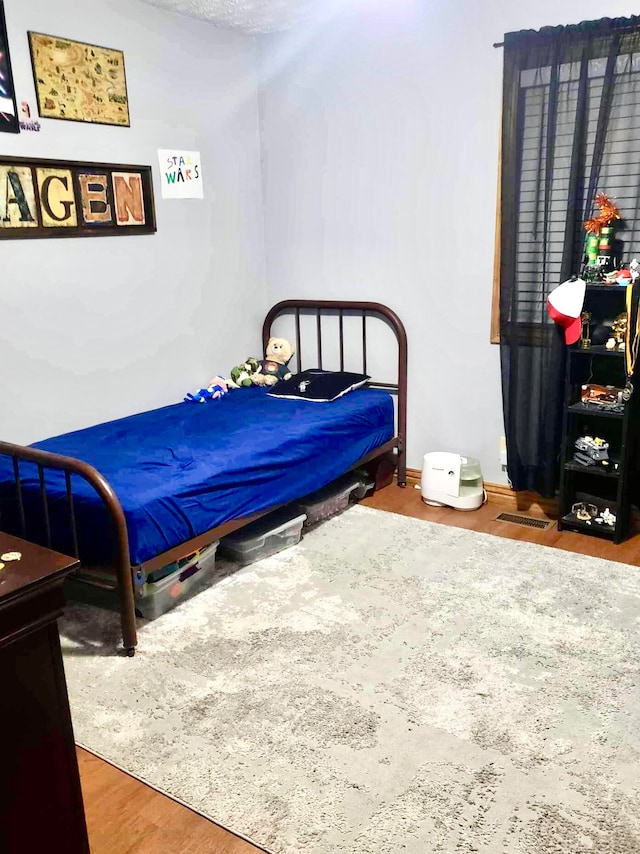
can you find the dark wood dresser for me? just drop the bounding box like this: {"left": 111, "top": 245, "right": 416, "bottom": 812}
{"left": 0, "top": 532, "right": 90, "bottom": 853}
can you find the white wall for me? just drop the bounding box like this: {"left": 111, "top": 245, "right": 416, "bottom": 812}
{"left": 1, "top": 0, "right": 267, "bottom": 443}
{"left": 258, "top": 0, "right": 636, "bottom": 483}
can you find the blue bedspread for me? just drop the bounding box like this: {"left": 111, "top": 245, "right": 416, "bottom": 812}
{"left": 0, "top": 388, "right": 393, "bottom": 565}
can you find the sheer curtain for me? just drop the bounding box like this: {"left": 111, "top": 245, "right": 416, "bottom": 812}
{"left": 500, "top": 17, "right": 640, "bottom": 496}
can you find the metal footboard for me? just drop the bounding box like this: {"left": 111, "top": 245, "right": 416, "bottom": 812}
{"left": 0, "top": 441, "right": 137, "bottom": 655}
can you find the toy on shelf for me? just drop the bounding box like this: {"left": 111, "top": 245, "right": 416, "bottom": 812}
{"left": 606, "top": 313, "right": 627, "bottom": 351}
{"left": 570, "top": 501, "right": 617, "bottom": 528}
{"left": 582, "top": 192, "right": 623, "bottom": 282}
{"left": 573, "top": 435, "right": 617, "bottom": 470}
{"left": 580, "top": 383, "right": 625, "bottom": 411}
{"left": 603, "top": 265, "right": 633, "bottom": 286}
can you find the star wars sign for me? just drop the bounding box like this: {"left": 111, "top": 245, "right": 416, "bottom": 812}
{"left": 0, "top": 156, "right": 156, "bottom": 239}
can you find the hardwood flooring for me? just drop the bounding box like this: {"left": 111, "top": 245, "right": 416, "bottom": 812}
{"left": 76, "top": 484, "right": 640, "bottom": 853}
{"left": 363, "top": 483, "right": 640, "bottom": 565}
{"left": 77, "top": 747, "right": 266, "bottom": 854}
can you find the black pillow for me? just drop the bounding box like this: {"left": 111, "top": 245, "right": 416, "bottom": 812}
{"left": 267, "top": 369, "right": 370, "bottom": 402}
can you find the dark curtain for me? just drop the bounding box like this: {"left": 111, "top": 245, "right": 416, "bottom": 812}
{"left": 500, "top": 16, "right": 640, "bottom": 495}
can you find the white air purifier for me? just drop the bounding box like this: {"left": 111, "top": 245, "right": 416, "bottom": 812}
{"left": 421, "top": 452, "right": 485, "bottom": 511}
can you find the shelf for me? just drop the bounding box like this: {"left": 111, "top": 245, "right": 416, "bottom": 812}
{"left": 585, "top": 283, "right": 629, "bottom": 292}
{"left": 567, "top": 402, "right": 625, "bottom": 419}
{"left": 569, "top": 345, "right": 625, "bottom": 357}
{"left": 560, "top": 514, "right": 617, "bottom": 539}
{"left": 564, "top": 460, "right": 620, "bottom": 478}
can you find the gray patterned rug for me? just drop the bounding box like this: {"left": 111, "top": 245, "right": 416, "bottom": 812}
{"left": 60, "top": 505, "right": 640, "bottom": 853}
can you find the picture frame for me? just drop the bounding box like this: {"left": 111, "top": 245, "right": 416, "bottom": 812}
{"left": 28, "top": 31, "right": 130, "bottom": 127}
{"left": 0, "top": 156, "right": 156, "bottom": 240}
{"left": 0, "top": 0, "right": 19, "bottom": 134}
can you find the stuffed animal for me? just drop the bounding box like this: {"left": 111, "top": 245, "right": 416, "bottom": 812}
{"left": 251, "top": 338, "right": 294, "bottom": 387}
{"left": 184, "top": 376, "right": 228, "bottom": 404}
{"left": 229, "top": 358, "right": 260, "bottom": 388}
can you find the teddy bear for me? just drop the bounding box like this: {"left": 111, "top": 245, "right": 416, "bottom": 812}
{"left": 229, "top": 358, "right": 260, "bottom": 388}
{"left": 251, "top": 338, "right": 295, "bottom": 387}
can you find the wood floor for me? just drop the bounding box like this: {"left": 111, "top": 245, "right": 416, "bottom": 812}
{"left": 76, "top": 484, "right": 640, "bottom": 853}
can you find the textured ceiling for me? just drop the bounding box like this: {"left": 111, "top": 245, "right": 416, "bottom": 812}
{"left": 140, "top": 0, "right": 316, "bottom": 33}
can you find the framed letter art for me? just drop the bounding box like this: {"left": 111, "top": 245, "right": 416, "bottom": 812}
{"left": 0, "top": 156, "right": 156, "bottom": 239}
{"left": 0, "top": 1, "right": 19, "bottom": 134}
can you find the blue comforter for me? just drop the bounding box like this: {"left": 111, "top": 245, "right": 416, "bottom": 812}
{"left": 0, "top": 387, "right": 393, "bottom": 565}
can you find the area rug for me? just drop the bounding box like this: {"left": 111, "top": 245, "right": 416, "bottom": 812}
{"left": 60, "top": 505, "right": 640, "bottom": 853}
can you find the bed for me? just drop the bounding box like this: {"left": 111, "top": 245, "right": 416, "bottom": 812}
{"left": 0, "top": 300, "right": 407, "bottom": 655}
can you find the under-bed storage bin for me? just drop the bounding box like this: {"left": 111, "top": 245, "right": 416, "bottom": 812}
{"left": 134, "top": 540, "right": 219, "bottom": 619}
{"left": 65, "top": 540, "right": 219, "bottom": 621}
{"left": 219, "top": 508, "right": 306, "bottom": 565}
{"left": 297, "top": 472, "right": 374, "bottom": 527}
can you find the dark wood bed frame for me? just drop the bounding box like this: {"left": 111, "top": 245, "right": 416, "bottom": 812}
{"left": 0, "top": 300, "right": 407, "bottom": 655}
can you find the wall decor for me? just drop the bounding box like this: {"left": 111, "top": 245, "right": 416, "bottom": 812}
{"left": 18, "top": 100, "right": 41, "bottom": 132}
{"left": 28, "top": 32, "right": 129, "bottom": 127}
{"left": 158, "top": 149, "right": 203, "bottom": 199}
{"left": 0, "top": 156, "right": 156, "bottom": 239}
{"left": 0, "top": 1, "right": 19, "bottom": 134}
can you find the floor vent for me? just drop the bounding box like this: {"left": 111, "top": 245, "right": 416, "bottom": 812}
{"left": 495, "top": 512, "right": 554, "bottom": 531}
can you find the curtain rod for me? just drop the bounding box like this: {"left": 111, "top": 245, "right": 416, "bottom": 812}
{"left": 495, "top": 19, "right": 640, "bottom": 50}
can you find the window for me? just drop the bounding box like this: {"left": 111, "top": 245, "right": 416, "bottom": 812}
{"left": 494, "top": 20, "right": 640, "bottom": 344}
{"left": 497, "top": 17, "right": 640, "bottom": 495}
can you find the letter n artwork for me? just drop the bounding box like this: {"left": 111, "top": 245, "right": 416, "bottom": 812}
{"left": 0, "top": 156, "right": 156, "bottom": 239}
{"left": 112, "top": 172, "right": 145, "bottom": 226}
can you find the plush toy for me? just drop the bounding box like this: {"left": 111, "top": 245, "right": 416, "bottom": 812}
{"left": 251, "top": 338, "right": 295, "bottom": 387}
{"left": 184, "top": 376, "right": 228, "bottom": 404}
{"left": 229, "top": 358, "right": 260, "bottom": 388}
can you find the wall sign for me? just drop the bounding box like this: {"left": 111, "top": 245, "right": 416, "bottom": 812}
{"left": 0, "top": 156, "right": 156, "bottom": 239}
{"left": 0, "top": 0, "right": 19, "bottom": 134}
{"left": 158, "top": 149, "right": 203, "bottom": 199}
{"left": 28, "top": 32, "right": 129, "bottom": 127}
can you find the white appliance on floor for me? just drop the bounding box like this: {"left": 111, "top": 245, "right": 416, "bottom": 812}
{"left": 421, "top": 452, "right": 485, "bottom": 511}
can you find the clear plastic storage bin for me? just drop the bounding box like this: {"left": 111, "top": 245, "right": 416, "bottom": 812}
{"left": 65, "top": 539, "right": 219, "bottom": 621}
{"left": 219, "top": 508, "right": 306, "bottom": 565}
{"left": 297, "top": 472, "right": 373, "bottom": 527}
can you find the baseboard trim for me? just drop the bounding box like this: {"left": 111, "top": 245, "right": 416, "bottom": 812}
{"left": 403, "top": 468, "right": 559, "bottom": 519}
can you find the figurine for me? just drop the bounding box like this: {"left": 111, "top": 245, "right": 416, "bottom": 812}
{"left": 604, "top": 265, "right": 633, "bottom": 286}
{"left": 580, "top": 311, "right": 591, "bottom": 349}
{"left": 606, "top": 313, "right": 627, "bottom": 351}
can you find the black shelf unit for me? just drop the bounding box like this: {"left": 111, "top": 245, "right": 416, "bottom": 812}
{"left": 557, "top": 284, "right": 639, "bottom": 544}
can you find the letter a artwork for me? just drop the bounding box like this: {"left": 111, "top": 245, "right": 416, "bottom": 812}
{"left": 0, "top": 166, "right": 38, "bottom": 227}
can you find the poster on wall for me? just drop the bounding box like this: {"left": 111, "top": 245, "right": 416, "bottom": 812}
{"left": 28, "top": 31, "right": 129, "bottom": 126}
{"left": 18, "top": 99, "right": 41, "bottom": 132}
{"left": 0, "top": 0, "right": 19, "bottom": 134}
{"left": 0, "top": 156, "right": 156, "bottom": 239}
{"left": 158, "top": 149, "right": 203, "bottom": 199}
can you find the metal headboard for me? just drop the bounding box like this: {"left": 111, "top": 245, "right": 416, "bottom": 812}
{"left": 263, "top": 300, "right": 407, "bottom": 486}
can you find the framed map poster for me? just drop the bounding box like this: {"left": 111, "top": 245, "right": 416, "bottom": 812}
{"left": 28, "top": 31, "right": 129, "bottom": 127}
{"left": 0, "top": 1, "right": 19, "bottom": 133}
